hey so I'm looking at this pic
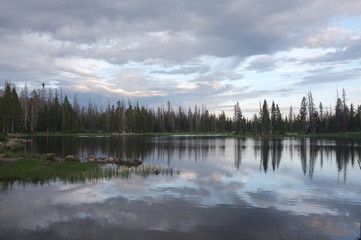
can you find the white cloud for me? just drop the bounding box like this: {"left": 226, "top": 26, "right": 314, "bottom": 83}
{"left": 1, "top": 0, "right": 361, "bottom": 115}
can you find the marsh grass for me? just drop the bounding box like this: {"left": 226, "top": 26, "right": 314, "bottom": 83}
{"left": 0, "top": 157, "right": 178, "bottom": 193}
{"left": 1, "top": 151, "right": 29, "bottom": 158}
{"left": 0, "top": 134, "right": 8, "bottom": 142}
{"left": 286, "top": 132, "right": 361, "bottom": 138}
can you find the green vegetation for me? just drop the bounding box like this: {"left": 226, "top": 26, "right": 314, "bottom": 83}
{"left": 0, "top": 158, "right": 99, "bottom": 183}
{"left": 0, "top": 134, "right": 8, "bottom": 142}
{"left": 0, "top": 152, "right": 179, "bottom": 192}
{"left": 287, "top": 132, "right": 361, "bottom": 138}
{"left": 1, "top": 82, "right": 361, "bottom": 136}
{"left": 2, "top": 151, "right": 28, "bottom": 158}
{"left": 138, "top": 132, "right": 228, "bottom": 136}
{"left": 21, "top": 131, "right": 111, "bottom": 137}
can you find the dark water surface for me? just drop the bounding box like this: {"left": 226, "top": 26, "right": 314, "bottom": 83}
{"left": 1, "top": 136, "right": 361, "bottom": 239}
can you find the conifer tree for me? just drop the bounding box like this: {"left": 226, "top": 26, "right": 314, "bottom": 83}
{"left": 297, "top": 97, "right": 308, "bottom": 133}
{"left": 233, "top": 102, "right": 243, "bottom": 134}
{"left": 307, "top": 92, "right": 318, "bottom": 133}
{"left": 259, "top": 100, "right": 271, "bottom": 135}
{"left": 62, "top": 95, "right": 75, "bottom": 132}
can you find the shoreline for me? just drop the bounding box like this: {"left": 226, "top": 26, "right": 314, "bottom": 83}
{"left": 9, "top": 132, "right": 361, "bottom": 138}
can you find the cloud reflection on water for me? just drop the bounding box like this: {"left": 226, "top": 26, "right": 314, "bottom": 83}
{"left": 1, "top": 136, "right": 360, "bottom": 239}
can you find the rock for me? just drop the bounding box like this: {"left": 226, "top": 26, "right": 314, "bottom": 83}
{"left": 42, "top": 153, "right": 56, "bottom": 161}
{"left": 131, "top": 158, "right": 142, "bottom": 165}
{"left": 79, "top": 156, "right": 87, "bottom": 163}
{"left": 123, "top": 158, "right": 142, "bottom": 166}
{"left": 106, "top": 157, "right": 114, "bottom": 163}
{"left": 88, "top": 156, "right": 96, "bottom": 162}
{"left": 54, "top": 157, "right": 63, "bottom": 162}
{"left": 65, "top": 155, "right": 80, "bottom": 162}
{"left": 114, "top": 158, "right": 126, "bottom": 164}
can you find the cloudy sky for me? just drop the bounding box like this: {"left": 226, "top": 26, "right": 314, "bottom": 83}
{"left": 1, "top": 0, "right": 361, "bottom": 116}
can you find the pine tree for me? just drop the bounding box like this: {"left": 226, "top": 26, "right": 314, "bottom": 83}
{"left": 1, "top": 83, "right": 12, "bottom": 132}
{"left": 0, "top": 91, "right": 3, "bottom": 131}
{"left": 307, "top": 92, "right": 318, "bottom": 133}
{"left": 259, "top": 100, "right": 271, "bottom": 135}
{"left": 274, "top": 104, "right": 283, "bottom": 134}
{"left": 335, "top": 97, "right": 342, "bottom": 132}
{"left": 270, "top": 101, "right": 277, "bottom": 134}
{"left": 297, "top": 97, "right": 308, "bottom": 133}
{"left": 233, "top": 102, "right": 243, "bottom": 134}
{"left": 288, "top": 105, "right": 294, "bottom": 132}
{"left": 29, "top": 90, "right": 40, "bottom": 132}
{"left": 62, "top": 95, "right": 75, "bottom": 132}
{"left": 20, "top": 84, "right": 29, "bottom": 132}
{"left": 1, "top": 83, "right": 24, "bottom": 133}
{"left": 50, "top": 94, "right": 62, "bottom": 131}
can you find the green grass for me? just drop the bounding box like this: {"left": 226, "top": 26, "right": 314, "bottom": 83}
{"left": 18, "top": 132, "right": 111, "bottom": 137}
{"left": 1, "top": 151, "right": 29, "bottom": 158}
{"left": 224, "top": 132, "right": 361, "bottom": 139}
{"left": 0, "top": 156, "right": 179, "bottom": 192}
{"left": 0, "top": 158, "right": 100, "bottom": 183}
{"left": 0, "top": 158, "right": 178, "bottom": 182}
{"left": 138, "top": 132, "right": 229, "bottom": 136}
{"left": 13, "top": 131, "right": 361, "bottom": 139}
{"left": 19, "top": 131, "right": 230, "bottom": 137}
{"left": 0, "top": 134, "right": 8, "bottom": 142}
{"left": 286, "top": 132, "right": 361, "bottom": 138}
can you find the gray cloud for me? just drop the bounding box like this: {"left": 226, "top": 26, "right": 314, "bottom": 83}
{"left": 152, "top": 66, "right": 210, "bottom": 75}
{"left": 299, "top": 68, "right": 361, "bottom": 85}
{"left": 315, "top": 38, "right": 361, "bottom": 63}
{"left": 2, "top": 0, "right": 361, "bottom": 63}
{"left": 1, "top": 0, "right": 361, "bottom": 112}
{"left": 246, "top": 56, "right": 277, "bottom": 72}
{"left": 191, "top": 72, "right": 244, "bottom": 82}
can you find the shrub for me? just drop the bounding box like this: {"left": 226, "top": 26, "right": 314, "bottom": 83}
{"left": 0, "top": 134, "right": 8, "bottom": 142}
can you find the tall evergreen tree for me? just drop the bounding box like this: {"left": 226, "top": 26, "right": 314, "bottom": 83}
{"left": 259, "top": 100, "right": 271, "bottom": 135}
{"left": 1, "top": 83, "right": 24, "bottom": 133}
{"left": 233, "top": 102, "right": 243, "bottom": 134}
{"left": 62, "top": 95, "right": 75, "bottom": 132}
{"left": 297, "top": 97, "right": 308, "bottom": 133}
{"left": 307, "top": 92, "right": 318, "bottom": 133}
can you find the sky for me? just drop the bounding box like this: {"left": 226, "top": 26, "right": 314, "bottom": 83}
{"left": 1, "top": 0, "right": 361, "bottom": 117}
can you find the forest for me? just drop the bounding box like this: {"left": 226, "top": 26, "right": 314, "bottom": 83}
{"left": 0, "top": 82, "right": 360, "bottom": 135}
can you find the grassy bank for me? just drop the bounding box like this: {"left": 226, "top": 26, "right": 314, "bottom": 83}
{"left": 0, "top": 158, "right": 100, "bottom": 183}
{"left": 17, "top": 131, "right": 229, "bottom": 137}
{"left": 14, "top": 132, "right": 112, "bottom": 137}
{"left": 0, "top": 158, "right": 177, "bottom": 183}
{"left": 7, "top": 131, "right": 361, "bottom": 139}
{"left": 285, "top": 132, "right": 361, "bottom": 139}
{"left": 0, "top": 153, "right": 179, "bottom": 193}
{"left": 138, "top": 132, "right": 229, "bottom": 136}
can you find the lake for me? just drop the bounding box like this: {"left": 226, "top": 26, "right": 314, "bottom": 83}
{"left": 1, "top": 135, "right": 360, "bottom": 239}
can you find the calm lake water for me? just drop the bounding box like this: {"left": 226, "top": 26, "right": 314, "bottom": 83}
{"left": 1, "top": 135, "right": 361, "bottom": 239}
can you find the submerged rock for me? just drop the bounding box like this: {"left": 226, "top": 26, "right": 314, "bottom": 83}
{"left": 131, "top": 158, "right": 142, "bottom": 166}
{"left": 65, "top": 155, "right": 80, "bottom": 162}
{"left": 41, "top": 153, "right": 56, "bottom": 161}
{"left": 40, "top": 153, "right": 143, "bottom": 166}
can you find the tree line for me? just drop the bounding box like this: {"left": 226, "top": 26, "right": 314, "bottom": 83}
{"left": 0, "top": 82, "right": 361, "bottom": 134}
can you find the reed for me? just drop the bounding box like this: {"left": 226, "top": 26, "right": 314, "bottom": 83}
{"left": 0, "top": 157, "right": 178, "bottom": 193}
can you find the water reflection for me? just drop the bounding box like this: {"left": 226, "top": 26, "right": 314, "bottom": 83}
{"left": 291, "top": 138, "right": 361, "bottom": 180}
{"left": 2, "top": 136, "right": 359, "bottom": 239}
{"left": 24, "top": 136, "right": 361, "bottom": 179}
{"left": 0, "top": 165, "right": 179, "bottom": 194}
